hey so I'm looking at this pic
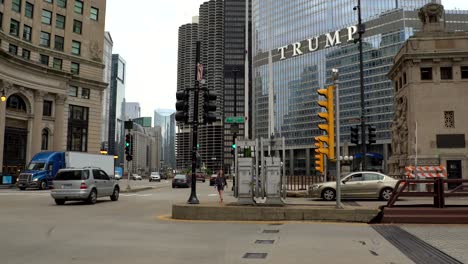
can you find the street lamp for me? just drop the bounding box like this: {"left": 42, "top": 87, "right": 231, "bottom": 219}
{"left": 1, "top": 90, "right": 6, "bottom": 102}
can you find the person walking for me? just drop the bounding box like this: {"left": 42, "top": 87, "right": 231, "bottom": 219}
{"left": 215, "top": 169, "right": 227, "bottom": 203}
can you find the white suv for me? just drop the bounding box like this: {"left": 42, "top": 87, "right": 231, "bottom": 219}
{"left": 149, "top": 172, "right": 161, "bottom": 182}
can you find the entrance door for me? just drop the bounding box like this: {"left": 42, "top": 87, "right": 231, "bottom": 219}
{"left": 3, "top": 127, "right": 28, "bottom": 178}
{"left": 447, "top": 160, "right": 462, "bottom": 190}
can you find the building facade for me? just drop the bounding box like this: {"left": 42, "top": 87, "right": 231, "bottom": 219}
{"left": 128, "top": 123, "right": 161, "bottom": 175}
{"left": 0, "top": 0, "right": 107, "bottom": 176}
{"left": 223, "top": 0, "right": 252, "bottom": 171}
{"left": 125, "top": 102, "right": 140, "bottom": 120}
{"left": 101, "top": 31, "right": 113, "bottom": 151}
{"left": 108, "top": 54, "right": 126, "bottom": 167}
{"left": 154, "top": 109, "right": 175, "bottom": 169}
{"left": 175, "top": 19, "right": 198, "bottom": 170}
{"left": 252, "top": 0, "right": 468, "bottom": 175}
{"left": 388, "top": 4, "right": 468, "bottom": 180}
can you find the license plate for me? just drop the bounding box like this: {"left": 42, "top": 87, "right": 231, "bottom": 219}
{"left": 62, "top": 184, "right": 72, "bottom": 189}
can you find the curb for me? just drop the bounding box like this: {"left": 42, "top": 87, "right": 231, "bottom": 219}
{"left": 121, "top": 187, "right": 153, "bottom": 193}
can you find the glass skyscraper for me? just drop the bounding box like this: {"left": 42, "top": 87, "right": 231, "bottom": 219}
{"left": 252, "top": 0, "right": 468, "bottom": 175}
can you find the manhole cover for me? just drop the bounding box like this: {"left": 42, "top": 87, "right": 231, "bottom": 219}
{"left": 255, "top": 240, "right": 275, "bottom": 244}
{"left": 243, "top": 253, "right": 268, "bottom": 259}
{"left": 262, "top": 229, "right": 279, "bottom": 233}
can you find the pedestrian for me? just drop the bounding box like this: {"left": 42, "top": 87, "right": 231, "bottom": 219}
{"left": 215, "top": 169, "right": 227, "bottom": 203}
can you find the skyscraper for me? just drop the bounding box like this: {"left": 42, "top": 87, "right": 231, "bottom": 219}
{"left": 101, "top": 32, "right": 113, "bottom": 151}
{"left": 155, "top": 109, "right": 176, "bottom": 169}
{"left": 125, "top": 102, "right": 141, "bottom": 120}
{"left": 109, "top": 54, "right": 126, "bottom": 167}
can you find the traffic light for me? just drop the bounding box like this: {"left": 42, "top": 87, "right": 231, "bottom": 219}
{"left": 350, "top": 126, "right": 359, "bottom": 145}
{"left": 130, "top": 134, "right": 134, "bottom": 157}
{"left": 203, "top": 90, "right": 217, "bottom": 124}
{"left": 368, "top": 125, "right": 376, "bottom": 145}
{"left": 125, "top": 134, "right": 132, "bottom": 161}
{"left": 175, "top": 90, "right": 189, "bottom": 123}
{"left": 314, "top": 141, "right": 324, "bottom": 173}
{"left": 231, "top": 139, "right": 236, "bottom": 156}
{"left": 316, "top": 85, "right": 335, "bottom": 160}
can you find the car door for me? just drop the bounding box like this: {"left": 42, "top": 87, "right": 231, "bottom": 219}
{"left": 341, "top": 173, "right": 364, "bottom": 197}
{"left": 99, "top": 170, "right": 113, "bottom": 195}
{"left": 92, "top": 169, "right": 104, "bottom": 196}
{"left": 362, "top": 173, "right": 384, "bottom": 197}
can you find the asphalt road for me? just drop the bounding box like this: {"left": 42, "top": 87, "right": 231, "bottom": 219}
{"left": 1, "top": 181, "right": 467, "bottom": 264}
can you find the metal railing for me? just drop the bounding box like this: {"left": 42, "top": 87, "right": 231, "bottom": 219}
{"left": 387, "top": 178, "right": 468, "bottom": 208}
{"left": 285, "top": 175, "right": 323, "bottom": 191}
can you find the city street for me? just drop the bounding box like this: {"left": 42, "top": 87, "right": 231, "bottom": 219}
{"left": 0, "top": 180, "right": 467, "bottom": 264}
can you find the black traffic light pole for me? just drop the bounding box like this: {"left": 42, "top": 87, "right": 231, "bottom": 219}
{"left": 187, "top": 41, "right": 201, "bottom": 204}
{"left": 356, "top": 0, "right": 367, "bottom": 171}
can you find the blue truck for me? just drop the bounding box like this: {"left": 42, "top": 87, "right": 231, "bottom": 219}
{"left": 16, "top": 151, "right": 114, "bottom": 190}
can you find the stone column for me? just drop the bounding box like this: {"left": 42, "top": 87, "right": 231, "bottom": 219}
{"left": 31, "top": 91, "right": 45, "bottom": 155}
{"left": 289, "top": 149, "right": 294, "bottom": 176}
{"left": 0, "top": 96, "right": 6, "bottom": 170}
{"left": 305, "top": 148, "right": 311, "bottom": 176}
{"left": 53, "top": 94, "right": 67, "bottom": 151}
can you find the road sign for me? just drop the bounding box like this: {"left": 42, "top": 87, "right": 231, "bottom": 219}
{"left": 225, "top": 116, "right": 245, "bottom": 123}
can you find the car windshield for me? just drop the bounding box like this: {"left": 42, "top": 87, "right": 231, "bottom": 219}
{"left": 175, "top": 174, "right": 186, "bottom": 179}
{"left": 151, "top": 172, "right": 159, "bottom": 175}
{"left": 27, "top": 162, "right": 46, "bottom": 171}
{"left": 54, "top": 170, "right": 85, "bottom": 181}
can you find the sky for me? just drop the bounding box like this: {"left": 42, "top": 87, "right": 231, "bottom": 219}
{"left": 105, "top": 0, "right": 468, "bottom": 118}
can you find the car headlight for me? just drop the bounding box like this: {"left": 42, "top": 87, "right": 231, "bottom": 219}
{"left": 33, "top": 178, "right": 39, "bottom": 182}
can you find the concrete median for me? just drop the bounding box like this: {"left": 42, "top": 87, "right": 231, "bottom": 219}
{"left": 172, "top": 203, "right": 380, "bottom": 223}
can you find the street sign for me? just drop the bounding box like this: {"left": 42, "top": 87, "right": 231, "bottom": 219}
{"left": 225, "top": 116, "right": 245, "bottom": 123}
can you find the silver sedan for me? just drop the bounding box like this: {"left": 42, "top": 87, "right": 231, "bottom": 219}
{"left": 309, "top": 171, "right": 398, "bottom": 201}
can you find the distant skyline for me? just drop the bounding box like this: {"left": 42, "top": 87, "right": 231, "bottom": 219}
{"left": 105, "top": 0, "right": 468, "bottom": 118}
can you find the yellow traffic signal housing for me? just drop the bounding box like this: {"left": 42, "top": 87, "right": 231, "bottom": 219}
{"left": 316, "top": 85, "right": 335, "bottom": 160}
{"left": 314, "top": 141, "right": 324, "bottom": 173}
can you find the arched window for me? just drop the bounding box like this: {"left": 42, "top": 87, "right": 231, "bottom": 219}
{"left": 6, "top": 94, "right": 27, "bottom": 112}
{"left": 41, "top": 129, "right": 49, "bottom": 150}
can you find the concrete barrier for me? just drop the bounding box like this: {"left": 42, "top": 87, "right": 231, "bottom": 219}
{"left": 172, "top": 203, "right": 380, "bottom": 223}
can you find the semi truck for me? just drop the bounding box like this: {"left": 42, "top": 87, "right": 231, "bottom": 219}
{"left": 16, "top": 151, "right": 114, "bottom": 190}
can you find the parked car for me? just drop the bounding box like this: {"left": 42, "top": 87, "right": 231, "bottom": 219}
{"left": 50, "top": 167, "right": 120, "bottom": 205}
{"left": 172, "top": 174, "right": 190, "bottom": 188}
{"left": 131, "top": 174, "right": 142, "bottom": 180}
{"left": 160, "top": 172, "right": 168, "bottom": 180}
{"left": 149, "top": 172, "right": 161, "bottom": 182}
{"left": 209, "top": 174, "right": 217, "bottom": 186}
{"left": 196, "top": 173, "right": 206, "bottom": 182}
{"left": 309, "top": 171, "right": 398, "bottom": 201}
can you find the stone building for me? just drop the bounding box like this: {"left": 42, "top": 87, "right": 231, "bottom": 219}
{"left": 0, "top": 0, "right": 107, "bottom": 176}
{"left": 128, "top": 124, "right": 161, "bottom": 175}
{"left": 388, "top": 3, "right": 468, "bottom": 181}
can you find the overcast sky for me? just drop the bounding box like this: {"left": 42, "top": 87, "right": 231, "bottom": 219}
{"left": 105, "top": 0, "right": 468, "bottom": 118}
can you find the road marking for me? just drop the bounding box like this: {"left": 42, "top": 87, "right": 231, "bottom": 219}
{"left": 121, "top": 193, "right": 153, "bottom": 197}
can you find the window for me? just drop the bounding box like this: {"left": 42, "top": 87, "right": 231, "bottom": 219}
{"left": 40, "top": 54, "right": 49, "bottom": 66}
{"left": 74, "top": 0, "right": 83, "bottom": 14}
{"left": 403, "top": 72, "right": 407, "bottom": 84}
{"left": 41, "top": 129, "right": 49, "bottom": 150}
{"left": 90, "top": 7, "right": 98, "bottom": 20}
{"left": 57, "top": 0, "right": 66, "bottom": 8}
{"left": 67, "top": 104, "right": 89, "bottom": 152}
{"left": 420, "top": 67, "right": 432, "bottom": 80}
{"left": 12, "top": 0, "right": 21, "bottom": 12}
{"left": 0, "top": 12, "right": 3, "bottom": 29}
{"left": 43, "top": 100, "right": 52, "bottom": 116}
{"left": 23, "top": 25, "right": 32, "bottom": 41}
{"left": 56, "top": 14, "right": 65, "bottom": 29}
{"left": 461, "top": 66, "right": 468, "bottom": 79}
{"left": 363, "top": 173, "right": 384, "bottom": 181}
{"left": 44, "top": 0, "right": 53, "bottom": 3}
{"left": 40, "top": 31, "right": 50, "bottom": 47}
{"left": 25, "top": 2, "right": 34, "bottom": 18}
{"left": 68, "top": 86, "right": 78, "bottom": 97}
{"left": 444, "top": 111, "right": 455, "bottom": 128}
{"left": 10, "top": 19, "right": 20, "bottom": 36}
{"left": 72, "top": 40, "right": 81, "bottom": 55}
{"left": 8, "top": 44, "right": 18, "bottom": 55}
{"left": 347, "top": 174, "right": 363, "bottom": 182}
{"left": 54, "top": 35, "right": 64, "bottom": 51}
{"left": 41, "top": 9, "right": 52, "bottom": 24}
{"left": 71, "top": 62, "right": 80, "bottom": 75}
{"left": 441, "top": 67, "right": 452, "bottom": 80}
{"left": 22, "top": 49, "right": 30, "bottom": 60}
{"left": 73, "top": 20, "right": 82, "bottom": 34}
{"left": 81, "top": 88, "right": 90, "bottom": 99}
{"left": 52, "top": 58, "right": 62, "bottom": 70}
{"left": 6, "top": 94, "right": 27, "bottom": 112}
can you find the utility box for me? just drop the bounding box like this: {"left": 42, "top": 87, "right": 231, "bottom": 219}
{"left": 237, "top": 158, "right": 255, "bottom": 205}
{"left": 265, "top": 157, "right": 284, "bottom": 205}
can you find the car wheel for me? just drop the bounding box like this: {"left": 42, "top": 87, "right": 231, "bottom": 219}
{"left": 39, "top": 180, "right": 47, "bottom": 190}
{"left": 322, "top": 188, "right": 336, "bottom": 201}
{"left": 19, "top": 187, "right": 26, "bottom": 191}
{"left": 149, "top": 179, "right": 152, "bottom": 182}
{"left": 55, "top": 199, "right": 66, "bottom": 205}
{"left": 87, "top": 189, "right": 97, "bottom": 204}
{"left": 110, "top": 187, "right": 120, "bottom": 201}
{"left": 203, "top": 180, "right": 205, "bottom": 183}
{"left": 380, "top": 188, "right": 393, "bottom": 201}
